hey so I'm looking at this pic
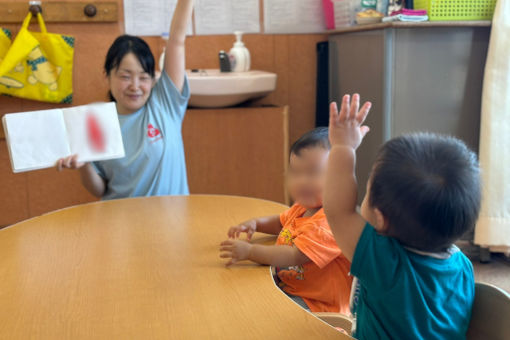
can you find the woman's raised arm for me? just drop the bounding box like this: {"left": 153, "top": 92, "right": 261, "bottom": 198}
{"left": 164, "top": 0, "right": 194, "bottom": 92}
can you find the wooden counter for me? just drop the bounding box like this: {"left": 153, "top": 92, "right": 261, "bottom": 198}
{"left": 327, "top": 20, "right": 492, "bottom": 34}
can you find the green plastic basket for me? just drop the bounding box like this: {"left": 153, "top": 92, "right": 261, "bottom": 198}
{"left": 414, "top": 0, "right": 497, "bottom": 21}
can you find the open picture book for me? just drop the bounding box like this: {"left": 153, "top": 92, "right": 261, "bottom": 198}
{"left": 2, "top": 102, "right": 125, "bottom": 173}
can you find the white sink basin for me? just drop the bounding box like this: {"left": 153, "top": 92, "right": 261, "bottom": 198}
{"left": 186, "top": 69, "right": 277, "bottom": 108}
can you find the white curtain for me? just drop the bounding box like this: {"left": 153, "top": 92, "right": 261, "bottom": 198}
{"left": 474, "top": 0, "right": 510, "bottom": 255}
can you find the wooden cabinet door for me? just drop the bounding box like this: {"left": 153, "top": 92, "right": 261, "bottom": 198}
{"left": 183, "top": 106, "right": 289, "bottom": 204}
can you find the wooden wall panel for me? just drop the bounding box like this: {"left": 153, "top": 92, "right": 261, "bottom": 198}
{"left": 182, "top": 106, "right": 289, "bottom": 204}
{"left": 26, "top": 169, "right": 97, "bottom": 218}
{"left": 0, "top": 140, "right": 29, "bottom": 225}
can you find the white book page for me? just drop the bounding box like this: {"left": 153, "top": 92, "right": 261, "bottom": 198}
{"left": 3, "top": 109, "right": 71, "bottom": 173}
{"left": 63, "top": 102, "right": 125, "bottom": 163}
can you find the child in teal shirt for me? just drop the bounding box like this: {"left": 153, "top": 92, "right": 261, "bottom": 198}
{"left": 324, "top": 94, "right": 480, "bottom": 339}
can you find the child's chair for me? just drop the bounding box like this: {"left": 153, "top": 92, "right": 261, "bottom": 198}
{"left": 314, "top": 312, "right": 353, "bottom": 335}
{"left": 467, "top": 282, "right": 510, "bottom": 340}
{"left": 315, "top": 282, "right": 510, "bottom": 339}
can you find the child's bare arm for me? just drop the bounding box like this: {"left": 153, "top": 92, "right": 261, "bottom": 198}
{"left": 255, "top": 215, "right": 283, "bottom": 235}
{"left": 219, "top": 239, "right": 309, "bottom": 267}
{"left": 247, "top": 244, "right": 309, "bottom": 267}
{"left": 323, "top": 94, "right": 371, "bottom": 261}
{"left": 227, "top": 215, "right": 282, "bottom": 240}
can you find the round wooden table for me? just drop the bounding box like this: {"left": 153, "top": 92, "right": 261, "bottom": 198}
{"left": 0, "top": 195, "right": 348, "bottom": 339}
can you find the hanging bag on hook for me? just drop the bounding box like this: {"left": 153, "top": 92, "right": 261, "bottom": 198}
{"left": 0, "top": 28, "right": 19, "bottom": 89}
{"left": 0, "top": 27, "right": 13, "bottom": 63}
{"left": 0, "top": 12, "right": 74, "bottom": 103}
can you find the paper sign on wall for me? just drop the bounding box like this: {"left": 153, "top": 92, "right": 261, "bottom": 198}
{"left": 194, "top": 0, "right": 260, "bottom": 35}
{"left": 124, "top": 0, "right": 193, "bottom": 36}
{"left": 264, "top": 0, "right": 327, "bottom": 34}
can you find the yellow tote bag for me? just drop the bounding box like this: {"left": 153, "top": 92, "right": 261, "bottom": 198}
{"left": 0, "top": 13, "right": 74, "bottom": 103}
{"left": 0, "top": 27, "right": 12, "bottom": 58}
{"left": 0, "top": 28, "right": 18, "bottom": 88}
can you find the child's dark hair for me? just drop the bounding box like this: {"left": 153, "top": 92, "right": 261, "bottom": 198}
{"left": 369, "top": 133, "right": 481, "bottom": 251}
{"left": 290, "top": 127, "right": 331, "bottom": 156}
{"left": 104, "top": 35, "right": 155, "bottom": 102}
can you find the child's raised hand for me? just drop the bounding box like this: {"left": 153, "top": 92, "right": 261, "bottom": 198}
{"left": 227, "top": 220, "right": 257, "bottom": 240}
{"left": 219, "top": 239, "right": 252, "bottom": 266}
{"left": 329, "top": 94, "right": 372, "bottom": 150}
{"left": 56, "top": 154, "right": 85, "bottom": 171}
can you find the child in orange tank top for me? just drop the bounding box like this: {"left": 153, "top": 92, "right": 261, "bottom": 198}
{"left": 220, "top": 127, "right": 352, "bottom": 313}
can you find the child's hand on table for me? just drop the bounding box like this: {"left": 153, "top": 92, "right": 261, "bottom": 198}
{"left": 227, "top": 220, "right": 257, "bottom": 240}
{"left": 219, "top": 239, "right": 252, "bottom": 266}
{"left": 329, "top": 94, "right": 371, "bottom": 150}
{"left": 56, "top": 154, "right": 85, "bottom": 171}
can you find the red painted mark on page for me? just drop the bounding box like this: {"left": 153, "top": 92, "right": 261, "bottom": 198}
{"left": 147, "top": 123, "right": 161, "bottom": 138}
{"left": 87, "top": 112, "right": 106, "bottom": 152}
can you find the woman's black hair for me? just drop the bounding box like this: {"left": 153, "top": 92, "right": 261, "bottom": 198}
{"left": 104, "top": 35, "right": 155, "bottom": 102}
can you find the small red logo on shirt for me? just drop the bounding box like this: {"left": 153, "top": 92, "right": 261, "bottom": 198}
{"left": 147, "top": 123, "right": 161, "bottom": 138}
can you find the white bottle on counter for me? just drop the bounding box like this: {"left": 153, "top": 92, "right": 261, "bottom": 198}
{"left": 229, "top": 31, "right": 250, "bottom": 72}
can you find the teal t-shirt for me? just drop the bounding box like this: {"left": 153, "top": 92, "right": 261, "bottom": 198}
{"left": 93, "top": 70, "right": 190, "bottom": 200}
{"left": 350, "top": 223, "right": 474, "bottom": 340}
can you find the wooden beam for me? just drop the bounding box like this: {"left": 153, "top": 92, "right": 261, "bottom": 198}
{"left": 0, "top": 2, "right": 118, "bottom": 23}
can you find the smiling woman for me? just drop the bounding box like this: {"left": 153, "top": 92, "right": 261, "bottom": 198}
{"left": 104, "top": 36, "right": 156, "bottom": 113}
{"left": 56, "top": 0, "right": 194, "bottom": 200}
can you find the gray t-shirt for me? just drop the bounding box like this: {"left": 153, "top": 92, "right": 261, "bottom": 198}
{"left": 93, "top": 70, "right": 190, "bottom": 200}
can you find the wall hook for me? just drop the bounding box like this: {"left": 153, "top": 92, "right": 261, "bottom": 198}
{"left": 0, "top": 1, "right": 118, "bottom": 23}
{"left": 28, "top": 1, "right": 42, "bottom": 15}
{"left": 84, "top": 4, "right": 97, "bottom": 17}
